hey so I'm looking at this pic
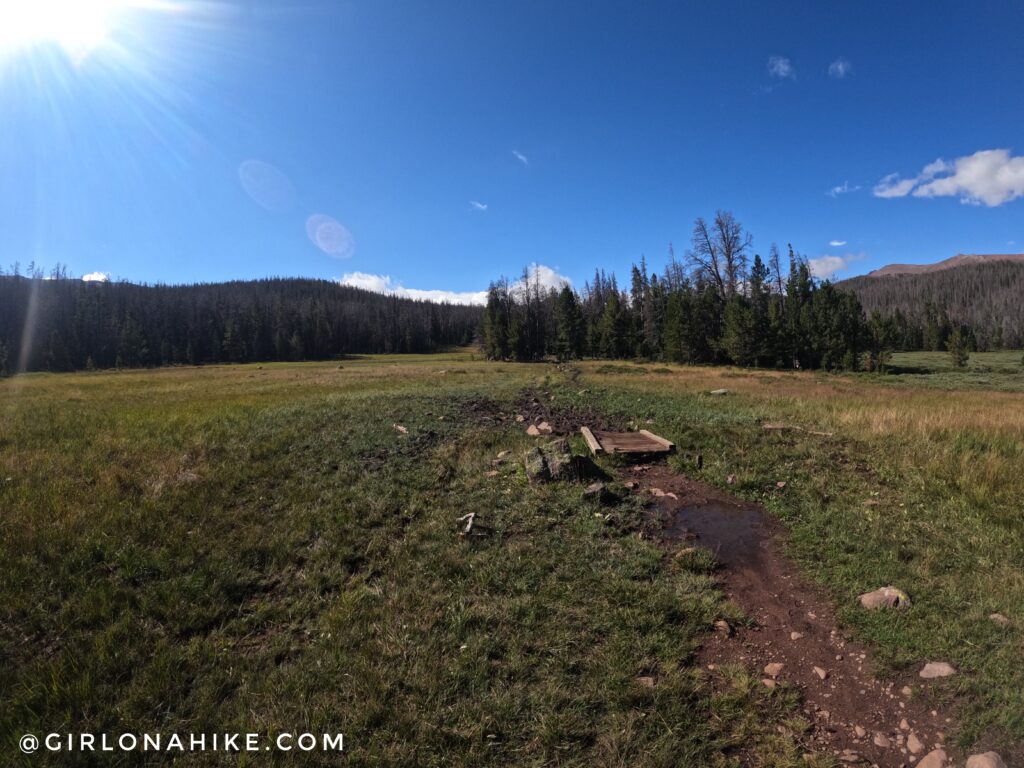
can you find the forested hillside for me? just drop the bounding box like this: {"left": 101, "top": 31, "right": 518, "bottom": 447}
{"left": 840, "top": 261, "right": 1024, "bottom": 350}
{"left": 0, "top": 275, "right": 480, "bottom": 374}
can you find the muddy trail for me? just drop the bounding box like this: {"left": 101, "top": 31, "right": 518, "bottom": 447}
{"left": 629, "top": 463, "right": 955, "bottom": 767}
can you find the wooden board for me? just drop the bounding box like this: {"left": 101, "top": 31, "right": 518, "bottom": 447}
{"left": 580, "top": 427, "right": 675, "bottom": 455}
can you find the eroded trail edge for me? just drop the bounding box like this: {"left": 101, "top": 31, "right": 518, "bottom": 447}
{"left": 630, "top": 463, "right": 954, "bottom": 767}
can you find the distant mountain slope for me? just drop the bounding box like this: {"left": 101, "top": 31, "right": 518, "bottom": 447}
{"left": 840, "top": 260, "right": 1024, "bottom": 348}
{"left": 867, "top": 253, "right": 1024, "bottom": 277}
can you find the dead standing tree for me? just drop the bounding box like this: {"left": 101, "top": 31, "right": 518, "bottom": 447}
{"left": 686, "top": 210, "right": 752, "bottom": 300}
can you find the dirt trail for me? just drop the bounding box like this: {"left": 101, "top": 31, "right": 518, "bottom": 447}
{"left": 628, "top": 464, "right": 954, "bottom": 767}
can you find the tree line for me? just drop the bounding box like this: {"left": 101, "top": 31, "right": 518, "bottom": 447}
{"left": 483, "top": 211, "right": 894, "bottom": 371}
{"left": 0, "top": 270, "right": 479, "bottom": 375}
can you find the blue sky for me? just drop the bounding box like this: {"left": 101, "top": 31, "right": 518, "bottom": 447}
{"left": 1, "top": 0, "right": 1022, "bottom": 302}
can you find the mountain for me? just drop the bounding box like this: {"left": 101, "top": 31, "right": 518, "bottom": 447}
{"left": 867, "top": 253, "right": 1024, "bottom": 277}
{"left": 840, "top": 259, "right": 1024, "bottom": 349}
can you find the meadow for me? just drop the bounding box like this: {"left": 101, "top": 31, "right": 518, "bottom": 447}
{"left": 1, "top": 351, "right": 1022, "bottom": 765}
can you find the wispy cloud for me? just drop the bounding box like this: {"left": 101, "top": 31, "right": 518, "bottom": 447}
{"left": 82, "top": 272, "right": 110, "bottom": 282}
{"left": 338, "top": 264, "right": 573, "bottom": 306}
{"left": 827, "top": 181, "right": 860, "bottom": 197}
{"left": 512, "top": 150, "right": 529, "bottom": 166}
{"left": 828, "top": 57, "right": 852, "bottom": 79}
{"left": 829, "top": 240, "right": 847, "bottom": 247}
{"left": 767, "top": 56, "right": 795, "bottom": 80}
{"left": 874, "top": 149, "right": 1024, "bottom": 206}
{"left": 469, "top": 200, "right": 488, "bottom": 211}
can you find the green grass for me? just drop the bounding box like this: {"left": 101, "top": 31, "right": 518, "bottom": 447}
{"left": 882, "top": 349, "right": 1024, "bottom": 391}
{"left": 0, "top": 359, "right": 810, "bottom": 767}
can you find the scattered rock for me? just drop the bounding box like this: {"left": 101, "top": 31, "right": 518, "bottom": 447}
{"left": 392, "top": 423, "right": 409, "bottom": 434}
{"left": 873, "top": 733, "right": 891, "bottom": 748}
{"left": 917, "top": 748, "right": 948, "bottom": 768}
{"left": 714, "top": 619, "right": 733, "bottom": 636}
{"left": 853, "top": 725, "right": 866, "bottom": 739}
{"left": 523, "top": 447, "right": 551, "bottom": 483}
{"left": 901, "top": 685, "right": 914, "bottom": 697}
{"left": 907, "top": 733, "right": 924, "bottom": 754}
{"left": 989, "top": 612, "right": 1010, "bottom": 627}
{"left": 813, "top": 666, "right": 829, "bottom": 680}
{"left": 761, "top": 678, "right": 777, "bottom": 689}
{"left": 966, "top": 752, "right": 1007, "bottom": 768}
{"left": 515, "top": 414, "right": 525, "bottom": 423}
{"left": 636, "top": 676, "right": 657, "bottom": 688}
{"left": 764, "top": 662, "right": 785, "bottom": 677}
{"left": 484, "top": 470, "right": 499, "bottom": 478}
{"left": 899, "top": 718, "right": 910, "bottom": 731}
{"left": 726, "top": 474, "right": 737, "bottom": 485}
{"left": 775, "top": 480, "right": 787, "bottom": 489}
{"left": 838, "top": 750, "right": 864, "bottom": 764}
{"left": 859, "top": 586, "right": 912, "bottom": 610}
{"left": 709, "top": 388, "right": 729, "bottom": 395}
{"left": 526, "top": 424, "right": 542, "bottom": 436}
{"left": 919, "top": 661, "right": 956, "bottom": 679}
{"left": 790, "top": 631, "right": 804, "bottom": 641}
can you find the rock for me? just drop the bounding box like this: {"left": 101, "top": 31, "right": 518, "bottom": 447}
{"left": 775, "top": 480, "right": 787, "bottom": 489}
{"left": 583, "top": 482, "right": 617, "bottom": 505}
{"left": 761, "top": 678, "right": 777, "bottom": 689}
{"left": 726, "top": 474, "right": 737, "bottom": 485}
{"left": 907, "top": 733, "right": 924, "bottom": 754}
{"left": 484, "top": 470, "right": 499, "bottom": 478}
{"left": 714, "top": 619, "right": 733, "bottom": 636}
{"left": 919, "top": 661, "right": 956, "bottom": 679}
{"left": 837, "top": 750, "right": 864, "bottom": 764}
{"left": 523, "top": 447, "right": 551, "bottom": 483}
{"left": 853, "top": 725, "right": 866, "bottom": 738}
{"left": 813, "top": 666, "right": 828, "bottom": 680}
{"left": 636, "top": 675, "right": 656, "bottom": 688}
{"left": 917, "top": 749, "right": 948, "bottom": 768}
{"left": 966, "top": 752, "right": 1007, "bottom": 768}
{"left": 515, "top": 414, "right": 525, "bottom": 422}
{"left": 859, "top": 586, "right": 912, "bottom": 610}
{"left": 873, "top": 733, "right": 891, "bottom": 748}
{"left": 392, "top": 423, "right": 408, "bottom": 434}
{"left": 709, "top": 388, "right": 729, "bottom": 395}
{"left": 764, "top": 662, "right": 785, "bottom": 677}
{"left": 989, "top": 612, "right": 1010, "bottom": 627}
{"left": 536, "top": 421, "right": 553, "bottom": 434}
{"left": 526, "top": 424, "right": 542, "bottom": 436}
{"left": 899, "top": 718, "right": 910, "bottom": 731}
{"left": 901, "top": 685, "right": 913, "bottom": 697}
{"left": 790, "top": 631, "right": 804, "bottom": 640}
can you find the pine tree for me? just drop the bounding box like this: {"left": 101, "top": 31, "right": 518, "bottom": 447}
{"left": 948, "top": 327, "right": 970, "bottom": 368}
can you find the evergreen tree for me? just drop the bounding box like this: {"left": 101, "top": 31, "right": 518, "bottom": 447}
{"left": 948, "top": 327, "right": 970, "bottom": 368}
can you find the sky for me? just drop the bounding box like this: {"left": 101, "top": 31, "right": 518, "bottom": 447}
{"left": 1, "top": 0, "right": 1023, "bottom": 303}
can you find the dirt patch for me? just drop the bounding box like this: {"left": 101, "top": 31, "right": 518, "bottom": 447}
{"left": 514, "top": 390, "right": 625, "bottom": 435}
{"left": 629, "top": 463, "right": 956, "bottom": 767}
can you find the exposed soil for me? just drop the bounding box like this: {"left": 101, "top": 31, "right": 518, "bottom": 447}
{"left": 629, "top": 463, "right": 956, "bottom": 767}
{"left": 513, "top": 390, "right": 626, "bottom": 434}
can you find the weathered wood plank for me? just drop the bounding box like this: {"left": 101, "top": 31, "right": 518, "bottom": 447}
{"left": 638, "top": 429, "right": 675, "bottom": 451}
{"left": 580, "top": 426, "right": 603, "bottom": 454}
{"left": 587, "top": 429, "right": 675, "bottom": 454}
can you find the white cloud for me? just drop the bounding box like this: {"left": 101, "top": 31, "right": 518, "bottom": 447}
{"left": 828, "top": 57, "right": 852, "bottom": 79}
{"left": 469, "top": 200, "right": 488, "bottom": 211}
{"left": 807, "top": 256, "right": 848, "bottom": 279}
{"left": 874, "top": 149, "right": 1024, "bottom": 206}
{"left": 512, "top": 150, "right": 529, "bottom": 166}
{"left": 827, "top": 180, "right": 860, "bottom": 197}
{"left": 767, "top": 56, "right": 795, "bottom": 80}
{"left": 337, "top": 263, "right": 573, "bottom": 306}
{"left": 82, "top": 271, "right": 109, "bottom": 282}
{"left": 829, "top": 240, "right": 847, "bottom": 247}
{"left": 339, "top": 272, "right": 488, "bottom": 305}
{"left": 306, "top": 214, "right": 355, "bottom": 258}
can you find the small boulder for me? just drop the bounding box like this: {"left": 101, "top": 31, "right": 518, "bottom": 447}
{"left": 907, "top": 733, "right": 924, "bottom": 754}
{"left": 873, "top": 733, "right": 891, "bottom": 748}
{"left": 526, "top": 424, "right": 542, "bottom": 436}
{"left": 764, "top": 662, "right": 784, "bottom": 677}
{"left": 919, "top": 661, "right": 956, "bottom": 679}
{"left": 536, "top": 421, "right": 554, "bottom": 434}
{"left": 523, "top": 447, "right": 550, "bottom": 483}
{"left": 859, "top": 586, "right": 912, "bottom": 610}
{"left": 966, "top": 752, "right": 1007, "bottom": 768}
{"left": 918, "top": 749, "right": 948, "bottom": 768}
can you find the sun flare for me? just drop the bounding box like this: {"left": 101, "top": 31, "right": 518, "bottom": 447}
{"left": 0, "top": 0, "right": 137, "bottom": 61}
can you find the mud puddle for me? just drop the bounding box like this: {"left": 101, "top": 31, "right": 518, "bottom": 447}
{"left": 629, "top": 463, "right": 955, "bottom": 767}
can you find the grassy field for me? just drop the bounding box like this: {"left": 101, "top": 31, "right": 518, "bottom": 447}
{"left": 2, "top": 351, "right": 1022, "bottom": 765}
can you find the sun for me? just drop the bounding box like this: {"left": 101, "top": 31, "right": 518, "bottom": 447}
{"left": 0, "top": 0, "right": 135, "bottom": 62}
